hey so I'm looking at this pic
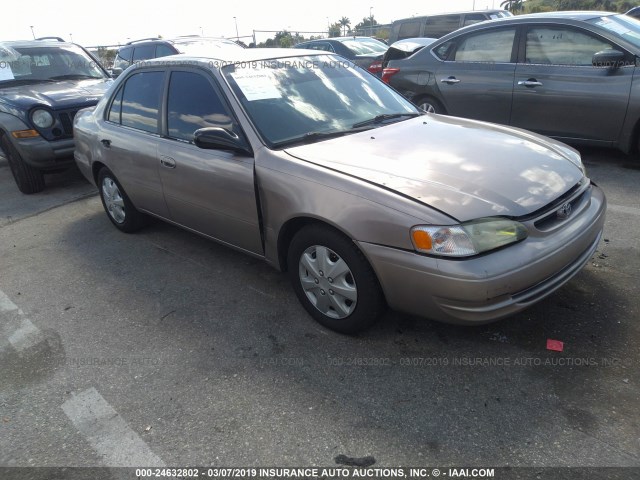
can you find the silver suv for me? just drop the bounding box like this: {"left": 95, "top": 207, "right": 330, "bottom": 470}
{"left": 112, "top": 36, "right": 243, "bottom": 76}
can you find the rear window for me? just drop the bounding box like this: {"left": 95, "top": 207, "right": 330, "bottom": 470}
{"left": 341, "top": 39, "right": 387, "bottom": 55}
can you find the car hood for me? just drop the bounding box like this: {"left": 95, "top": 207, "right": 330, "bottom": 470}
{"left": 0, "top": 78, "right": 112, "bottom": 109}
{"left": 284, "top": 115, "right": 584, "bottom": 222}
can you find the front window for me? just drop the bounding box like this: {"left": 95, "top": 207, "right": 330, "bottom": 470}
{"left": 525, "top": 27, "right": 615, "bottom": 65}
{"left": 222, "top": 56, "right": 419, "bottom": 148}
{"left": 588, "top": 14, "right": 640, "bottom": 49}
{"left": 167, "top": 71, "right": 234, "bottom": 142}
{"left": 0, "top": 44, "right": 106, "bottom": 86}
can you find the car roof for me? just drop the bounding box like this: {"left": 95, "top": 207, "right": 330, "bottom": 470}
{"left": 434, "top": 10, "right": 619, "bottom": 40}
{"left": 123, "top": 36, "right": 237, "bottom": 47}
{"left": 0, "top": 39, "right": 76, "bottom": 48}
{"left": 392, "top": 9, "right": 508, "bottom": 21}
{"left": 134, "top": 48, "right": 333, "bottom": 66}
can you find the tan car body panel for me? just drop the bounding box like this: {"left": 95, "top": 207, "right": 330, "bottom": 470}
{"left": 73, "top": 52, "right": 606, "bottom": 325}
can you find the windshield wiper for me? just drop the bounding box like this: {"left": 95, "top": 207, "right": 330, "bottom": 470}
{"left": 275, "top": 127, "right": 373, "bottom": 149}
{"left": 49, "top": 74, "right": 103, "bottom": 80}
{"left": 352, "top": 112, "right": 423, "bottom": 128}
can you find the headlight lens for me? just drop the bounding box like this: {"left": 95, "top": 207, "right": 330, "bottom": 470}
{"left": 31, "top": 109, "right": 54, "bottom": 129}
{"left": 411, "top": 218, "right": 528, "bottom": 257}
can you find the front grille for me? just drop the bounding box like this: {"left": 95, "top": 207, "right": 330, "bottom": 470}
{"left": 58, "top": 109, "right": 79, "bottom": 136}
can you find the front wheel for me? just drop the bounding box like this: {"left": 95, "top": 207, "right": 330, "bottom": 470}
{"left": 1, "top": 135, "right": 45, "bottom": 194}
{"left": 287, "top": 225, "right": 385, "bottom": 334}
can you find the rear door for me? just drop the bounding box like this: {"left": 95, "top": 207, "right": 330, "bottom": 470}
{"left": 433, "top": 26, "right": 518, "bottom": 124}
{"left": 157, "top": 69, "right": 262, "bottom": 255}
{"left": 101, "top": 70, "right": 170, "bottom": 217}
{"left": 511, "top": 24, "right": 634, "bottom": 143}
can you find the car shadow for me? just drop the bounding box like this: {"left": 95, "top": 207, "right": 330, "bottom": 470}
{"left": 54, "top": 203, "right": 639, "bottom": 465}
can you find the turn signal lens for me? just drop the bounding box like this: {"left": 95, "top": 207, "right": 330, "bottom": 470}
{"left": 411, "top": 229, "right": 432, "bottom": 251}
{"left": 12, "top": 129, "right": 40, "bottom": 139}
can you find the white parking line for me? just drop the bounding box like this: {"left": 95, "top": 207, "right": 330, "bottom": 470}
{"left": 8, "top": 317, "right": 46, "bottom": 352}
{"left": 0, "top": 288, "right": 45, "bottom": 353}
{"left": 608, "top": 204, "right": 640, "bottom": 216}
{"left": 62, "top": 387, "right": 165, "bottom": 467}
{"left": 0, "top": 288, "right": 22, "bottom": 313}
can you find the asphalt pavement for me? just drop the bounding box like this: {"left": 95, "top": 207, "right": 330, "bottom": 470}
{"left": 0, "top": 149, "right": 638, "bottom": 475}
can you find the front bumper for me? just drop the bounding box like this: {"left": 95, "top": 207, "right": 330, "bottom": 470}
{"left": 358, "top": 184, "right": 606, "bottom": 325}
{"left": 11, "top": 136, "right": 75, "bottom": 170}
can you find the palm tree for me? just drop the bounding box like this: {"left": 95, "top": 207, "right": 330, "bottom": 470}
{"left": 500, "top": 0, "right": 524, "bottom": 13}
{"left": 339, "top": 17, "right": 351, "bottom": 36}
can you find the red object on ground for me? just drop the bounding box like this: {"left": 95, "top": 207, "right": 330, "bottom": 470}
{"left": 546, "top": 339, "right": 564, "bottom": 352}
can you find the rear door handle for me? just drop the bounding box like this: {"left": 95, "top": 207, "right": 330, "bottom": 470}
{"left": 101, "top": 139, "right": 111, "bottom": 148}
{"left": 160, "top": 156, "right": 176, "bottom": 169}
{"left": 440, "top": 76, "right": 461, "bottom": 85}
{"left": 518, "top": 79, "right": 543, "bottom": 87}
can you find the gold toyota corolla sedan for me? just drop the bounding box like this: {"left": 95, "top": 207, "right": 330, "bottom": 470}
{"left": 73, "top": 49, "right": 606, "bottom": 333}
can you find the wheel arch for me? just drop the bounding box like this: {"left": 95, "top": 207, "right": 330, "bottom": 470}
{"left": 277, "top": 216, "right": 359, "bottom": 273}
{"left": 92, "top": 161, "right": 107, "bottom": 185}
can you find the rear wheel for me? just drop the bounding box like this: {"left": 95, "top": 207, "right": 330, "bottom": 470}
{"left": 1, "top": 135, "right": 45, "bottom": 194}
{"left": 414, "top": 96, "right": 446, "bottom": 114}
{"left": 287, "top": 225, "right": 385, "bottom": 334}
{"left": 97, "top": 167, "right": 147, "bottom": 233}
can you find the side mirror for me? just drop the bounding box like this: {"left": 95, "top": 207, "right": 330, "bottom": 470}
{"left": 111, "top": 67, "right": 123, "bottom": 78}
{"left": 592, "top": 49, "right": 626, "bottom": 69}
{"left": 194, "top": 127, "right": 252, "bottom": 156}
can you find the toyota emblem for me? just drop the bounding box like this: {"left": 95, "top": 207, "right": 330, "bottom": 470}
{"left": 557, "top": 203, "right": 572, "bottom": 219}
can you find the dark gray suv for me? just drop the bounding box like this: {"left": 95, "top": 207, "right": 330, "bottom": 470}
{"left": 0, "top": 39, "right": 112, "bottom": 193}
{"left": 383, "top": 11, "right": 640, "bottom": 155}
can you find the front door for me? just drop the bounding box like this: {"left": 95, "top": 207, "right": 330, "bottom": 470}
{"left": 511, "top": 25, "right": 634, "bottom": 143}
{"left": 157, "top": 70, "right": 262, "bottom": 255}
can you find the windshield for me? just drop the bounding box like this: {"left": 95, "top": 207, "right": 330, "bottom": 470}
{"left": 0, "top": 44, "right": 106, "bottom": 85}
{"left": 222, "top": 55, "right": 419, "bottom": 148}
{"left": 341, "top": 39, "right": 388, "bottom": 55}
{"left": 588, "top": 14, "right": 640, "bottom": 49}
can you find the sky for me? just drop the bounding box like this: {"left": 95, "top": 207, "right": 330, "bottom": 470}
{"left": 0, "top": 0, "right": 503, "bottom": 47}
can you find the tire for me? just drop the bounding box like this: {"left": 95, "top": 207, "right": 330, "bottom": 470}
{"left": 414, "top": 96, "right": 446, "bottom": 114}
{"left": 1, "top": 135, "right": 45, "bottom": 194}
{"left": 287, "top": 224, "right": 385, "bottom": 334}
{"left": 97, "top": 167, "right": 147, "bottom": 233}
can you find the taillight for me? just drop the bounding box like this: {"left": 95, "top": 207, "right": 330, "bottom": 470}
{"left": 381, "top": 67, "right": 400, "bottom": 84}
{"left": 368, "top": 60, "right": 383, "bottom": 74}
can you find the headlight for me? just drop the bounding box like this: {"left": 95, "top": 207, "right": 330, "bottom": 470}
{"left": 31, "top": 109, "right": 54, "bottom": 129}
{"left": 411, "top": 218, "right": 528, "bottom": 257}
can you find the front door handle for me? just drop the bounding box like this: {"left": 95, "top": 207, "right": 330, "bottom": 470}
{"left": 440, "top": 76, "right": 461, "bottom": 85}
{"left": 160, "top": 156, "right": 176, "bottom": 169}
{"left": 518, "top": 79, "right": 543, "bottom": 87}
{"left": 101, "top": 139, "right": 111, "bottom": 148}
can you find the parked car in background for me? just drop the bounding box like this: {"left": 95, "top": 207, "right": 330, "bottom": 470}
{"left": 74, "top": 48, "right": 605, "bottom": 333}
{"left": 0, "top": 38, "right": 112, "bottom": 193}
{"left": 294, "top": 37, "right": 388, "bottom": 75}
{"left": 388, "top": 9, "right": 512, "bottom": 44}
{"left": 112, "top": 36, "right": 243, "bottom": 76}
{"left": 381, "top": 37, "right": 437, "bottom": 70}
{"left": 384, "top": 11, "right": 640, "bottom": 154}
{"left": 626, "top": 6, "right": 640, "bottom": 19}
